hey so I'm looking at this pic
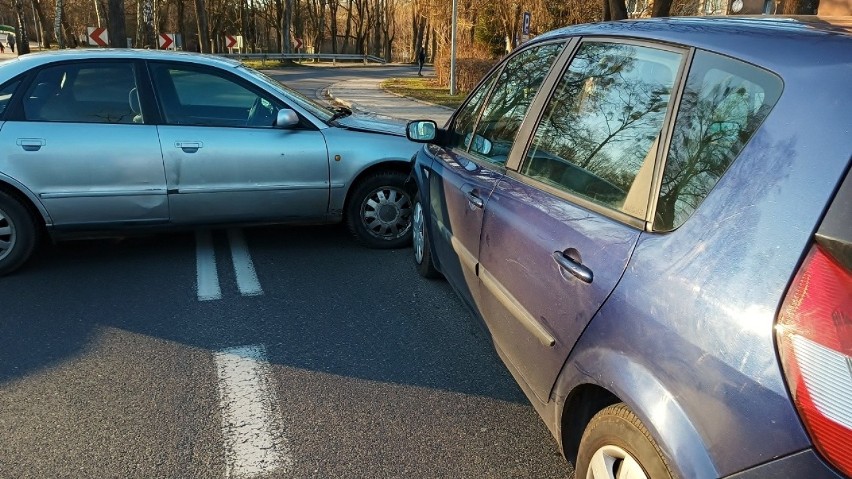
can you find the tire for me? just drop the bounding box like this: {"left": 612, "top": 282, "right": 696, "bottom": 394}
{"left": 346, "top": 170, "right": 413, "bottom": 249}
{"left": 576, "top": 403, "right": 675, "bottom": 479}
{"left": 0, "top": 191, "right": 38, "bottom": 276}
{"left": 412, "top": 192, "right": 441, "bottom": 279}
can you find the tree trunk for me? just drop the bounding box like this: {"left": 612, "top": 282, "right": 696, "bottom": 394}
{"left": 94, "top": 0, "right": 104, "bottom": 26}
{"left": 651, "top": 0, "right": 673, "bottom": 16}
{"left": 195, "top": 0, "right": 210, "bottom": 52}
{"left": 780, "top": 0, "right": 820, "bottom": 13}
{"left": 284, "top": 0, "right": 293, "bottom": 53}
{"left": 342, "top": 0, "right": 352, "bottom": 53}
{"left": 609, "top": 0, "right": 628, "bottom": 20}
{"left": 329, "top": 0, "right": 339, "bottom": 53}
{"left": 53, "top": 0, "right": 64, "bottom": 47}
{"left": 32, "top": 0, "right": 52, "bottom": 48}
{"left": 14, "top": 0, "right": 31, "bottom": 54}
{"left": 107, "top": 0, "right": 127, "bottom": 47}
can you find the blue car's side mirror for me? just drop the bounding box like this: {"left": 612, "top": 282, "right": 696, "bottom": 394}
{"left": 406, "top": 120, "right": 437, "bottom": 142}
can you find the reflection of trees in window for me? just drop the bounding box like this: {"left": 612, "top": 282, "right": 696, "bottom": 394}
{"left": 523, "top": 42, "right": 680, "bottom": 211}
{"left": 450, "top": 74, "right": 499, "bottom": 151}
{"left": 470, "top": 43, "right": 564, "bottom": 163}
{"left": 655, "top": 51, "right": 782, "bottom": 231}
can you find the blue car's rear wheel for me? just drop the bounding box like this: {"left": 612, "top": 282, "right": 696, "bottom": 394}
{"left": 576, "top": 403, "right": 674, "bottom": 479}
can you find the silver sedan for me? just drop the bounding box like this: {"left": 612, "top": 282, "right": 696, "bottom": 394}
{"left": 0, "top": 49, "right": 421, "bottom": 275}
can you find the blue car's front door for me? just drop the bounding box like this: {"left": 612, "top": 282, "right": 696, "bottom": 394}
{"left": 477, "top": 41, "right": 687, "bottom": 403}
{"left": 425, "top": 41, "right": 567, "bottom": 310}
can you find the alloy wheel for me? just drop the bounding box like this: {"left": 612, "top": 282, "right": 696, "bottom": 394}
{"left": 586, "top": 445, "right": 649, "bottom": 479}
{"left": 0, "top": 206, "right": 16, "bottom": 262}
{"left": 413, "top": 200, "right": 425, "bottom": 264}
{"left": 360, "top": 185, "right": 412, "bottom": 241}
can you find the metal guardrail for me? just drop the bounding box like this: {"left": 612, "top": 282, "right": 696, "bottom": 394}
{"left": 219, "top": 52, "right": 387, "bottom": 65}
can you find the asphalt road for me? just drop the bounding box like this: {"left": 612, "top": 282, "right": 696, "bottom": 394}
{"left": 261, "top": 64, "right": 422, "bottom": 104}
{"left": 0, "top": 66, "right": 572, "bottom": 478}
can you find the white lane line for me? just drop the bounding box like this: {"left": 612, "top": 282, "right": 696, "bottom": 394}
{"left": 196, "top": 230, "right": 222, "bottom": 301}
{"left": 214, "top": 345, "right": 291, "bottom": 478}
{"left": 228, "top": 229, "right": 263, "bottom": 297}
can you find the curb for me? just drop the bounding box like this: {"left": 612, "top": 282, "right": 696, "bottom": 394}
{"left": 377, "top": 79, "right": 456, "bottom": 112}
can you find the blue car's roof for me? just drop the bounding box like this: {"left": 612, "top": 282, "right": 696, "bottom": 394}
{"left": 530, "top": 16, "right": 852, "bottom": 75}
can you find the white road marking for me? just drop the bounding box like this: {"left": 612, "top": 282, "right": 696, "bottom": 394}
{"left": 227, "top": 229, "right": 263, "bottom": 297}
{"left": 214, "top": 345, "right": 291, "bottom": 478}
{"left": 196, "top": 230, "right": 222, "bottom": 301}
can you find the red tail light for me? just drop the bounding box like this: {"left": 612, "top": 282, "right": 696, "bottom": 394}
{"left": 776, "top": 244, "right": 852, "bottom": 477}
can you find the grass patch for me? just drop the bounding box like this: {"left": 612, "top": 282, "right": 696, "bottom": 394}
{"left": 381, "top": 77, "right": 466, "bottom": 109}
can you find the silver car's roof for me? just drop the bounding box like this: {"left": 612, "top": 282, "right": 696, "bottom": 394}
{"left": 1, "top": 48, "right": 242, "bottom": 70}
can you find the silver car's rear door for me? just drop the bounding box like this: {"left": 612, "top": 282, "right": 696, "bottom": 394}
{"left": 0, "top": 61, "right": 168, "bottom": 228}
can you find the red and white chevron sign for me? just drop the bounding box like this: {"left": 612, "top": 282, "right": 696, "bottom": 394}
{"left": 159, "top": 33, "right": 175, "bottom": 49}
{"left": 225, "top": 34, "right": 238, "bottom": 49}
{"left": 87, "top": 26, "right": 108, "bottom": 47}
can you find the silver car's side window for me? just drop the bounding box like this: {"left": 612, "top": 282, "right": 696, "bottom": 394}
{"left": 520, "top": 42, "right": 682, "bottom": 219}
{"left": 467, "top": 43, "right": 564, "bottom": 166}
{"left": 0, "top": 79, "right": 21, "bottom": 117}
{"left": 22, "top": 63, "right": 140, "bottom": 124}
{"left": 654, "top": 50, "right": 782, "bottom": 231}
{"left": 149, "top": 63, "right": 280, "bottom": 128}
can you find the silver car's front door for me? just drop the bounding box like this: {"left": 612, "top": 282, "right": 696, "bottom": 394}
{"left": 148, "top": 62, "right": 330, "bottom": 224}
{"left": 0, "top": 61, "right": 167, "bottom": 227}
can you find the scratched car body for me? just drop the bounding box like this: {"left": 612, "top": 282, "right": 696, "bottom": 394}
{"left": 0, "top": 49, "right": 419, "bottom": 275}
{"left": 407, "top": 17, "right": 852, "bottom": 479}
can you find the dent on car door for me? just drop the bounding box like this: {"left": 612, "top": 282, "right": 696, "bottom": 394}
{"left": 427, "top": 41, "right": 566, "bottom": 308}
{"left": 478, "top": 41, "right": 687, "bottom": 403}
{"left": 148, "top": 62, "right": 330, "bottom": 224}
{"left": 0, "top": 61, "right": 167, "bottom": 227}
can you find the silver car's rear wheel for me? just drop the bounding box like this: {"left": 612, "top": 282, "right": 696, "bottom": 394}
{"left": 0, "top": 191, "right": 38, "bottom": 276}
{"left": 346, "top": 171, "right": 412, "bottom": 249}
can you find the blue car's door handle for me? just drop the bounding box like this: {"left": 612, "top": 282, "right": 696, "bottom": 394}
{"left": 552, "top": 251, "right": 593, "bottom": 284}
{"left": 465, "top": 191, "right": 484, "bottom": 208}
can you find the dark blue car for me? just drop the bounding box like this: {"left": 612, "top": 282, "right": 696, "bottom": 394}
{"left": 406, "top": 16, "right": 851, "bottom": 479}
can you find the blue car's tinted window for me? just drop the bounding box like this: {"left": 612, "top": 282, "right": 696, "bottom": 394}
{"left": 465, "top": 42, "right": 564, "bottom": 166}
{"left": 521, "top": 42, "right": 682, "bottom": 218}
{"left": 654, "top": 50, "right": 782, "bottom": 231}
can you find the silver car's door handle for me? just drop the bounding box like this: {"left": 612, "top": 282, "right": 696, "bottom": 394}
{"left": 17, "top": 138, "right": 46, "bottom": 152}
{"left": 552, "top": 251, "right": 593, "bottom": 284}
{"left": 175, "top": 141, "right": 203, "bottom": 153}
{"left": 466, "top": 191, "right": 484, "bottom": 209}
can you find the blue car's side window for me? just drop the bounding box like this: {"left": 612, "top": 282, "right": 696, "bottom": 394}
{"left": 467, "top": 43, "right": 564, "bottom": 166}
{"left": 520, "top": 42, "right": 682, "bottom": 219}
{"left": 654, "top": 50, "right": 782, "bottom": 231}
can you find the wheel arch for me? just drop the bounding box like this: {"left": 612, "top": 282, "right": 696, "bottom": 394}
{"left": 341, "top": 160, "right": 411, "bottom": 215}
{"left": 554, "top": 346, "right": 719, "bottom": 479}
{"left": 0, "top": 174, "right": 51, "bottom": 230}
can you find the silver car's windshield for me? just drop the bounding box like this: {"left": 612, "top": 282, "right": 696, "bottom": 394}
{"left": 238, "top": 65, "right": 334, "bottom": 122}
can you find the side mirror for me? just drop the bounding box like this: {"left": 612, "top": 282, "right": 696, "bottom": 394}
{"left": 465, "top": 133, "right": 493, "bottom": 156}
{"left": 275, "top": 109, "right": 300, "bottom": 129}
{"left": 406, "top": 120, "right": 437, "bottom": 142}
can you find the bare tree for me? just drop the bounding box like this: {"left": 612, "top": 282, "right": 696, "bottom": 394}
{"left": 107, "top": 0, "right": 127, "bottom": 47}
